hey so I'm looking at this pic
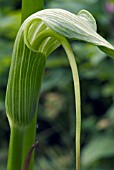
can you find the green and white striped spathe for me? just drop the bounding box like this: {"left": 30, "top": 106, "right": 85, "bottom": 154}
{"left": 5, "top": 8, "right": 114, "bottom": 129}
{"left": 5, "top": 8, "right": 114, "bottom": 170}
{"left": 24, "top": 8, "right": 114, "bottom": 57}
{"left": 5, "top": 32, "right": 46, "bottom": 126}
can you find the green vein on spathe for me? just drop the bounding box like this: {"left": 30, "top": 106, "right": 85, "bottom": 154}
{"left": 24, "top": 50, "right": 31, "bottom": 122}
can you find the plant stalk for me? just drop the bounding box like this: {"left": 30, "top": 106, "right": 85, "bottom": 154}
{"left": 21, "top": 1, "right": 44, "bottom": 169}
{"left": 7, "top": 124, "right": 25, "bottom": 170}
{"left": 21, "top": 0, "right": 44, "bottom": 22}
{"left": 22, "top": 111, "right": 38, "bottom": 170}
{"left": 61, "top": 39, "right": 81, "bottom": 170}
{"left": 36, "top": 29, "right": 81, "bottom": 170}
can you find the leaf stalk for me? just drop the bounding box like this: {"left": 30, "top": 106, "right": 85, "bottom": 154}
{"left": 22, "top": 0, "right": 44, "bottom": 23}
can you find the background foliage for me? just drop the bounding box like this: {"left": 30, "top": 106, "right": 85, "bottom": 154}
{"left": 0, "top": 0, "right": 114, "bottom": 170}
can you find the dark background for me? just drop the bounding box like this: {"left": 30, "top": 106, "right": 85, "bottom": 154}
{"left": 0, "top": 0, "right": 114, "bottom": 169}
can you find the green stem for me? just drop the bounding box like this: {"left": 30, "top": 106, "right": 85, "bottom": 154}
{"left": 21, "top": 1, "right": 44, "bottom": 170}
{"left": 35, "top": 29, "right": 81, "bottom": 170}
{"left": 61, "top": 39, "right": 81, "bottom": 170}
{"left": 22, "top": 111, "right": 38, "bottom": 170}
{"left": 7, "top": 124, "right": 25, "bottom": 170}
{"left": 21, "top": 0, "right": 44, "bottom": 23}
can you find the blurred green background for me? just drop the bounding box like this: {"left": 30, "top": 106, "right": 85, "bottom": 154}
{"left": 0, "top": 0, "right": 114, "bottom": 169}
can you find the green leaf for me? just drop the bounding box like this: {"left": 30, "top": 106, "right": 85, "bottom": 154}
{"left": 82, "top": 135, "right": 114, "bottom": 167}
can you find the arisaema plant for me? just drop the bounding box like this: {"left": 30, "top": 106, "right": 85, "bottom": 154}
{"left": 5, "top": 5, "right": 114, "bottom": 170}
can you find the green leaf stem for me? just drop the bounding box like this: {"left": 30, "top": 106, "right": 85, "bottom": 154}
{"left": 21, "top": 0, "right": 44, "bottom": 23}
